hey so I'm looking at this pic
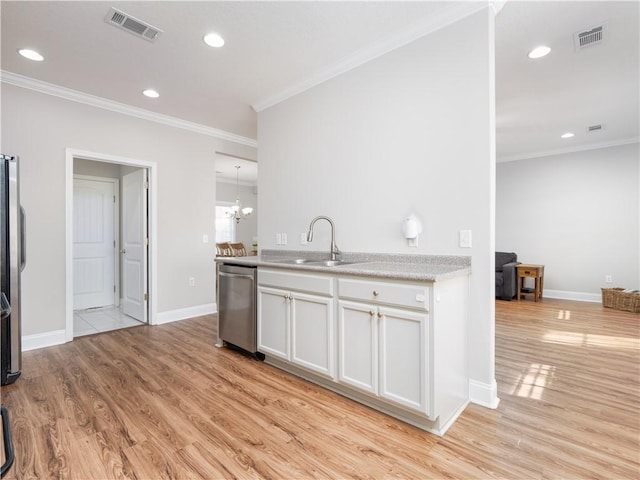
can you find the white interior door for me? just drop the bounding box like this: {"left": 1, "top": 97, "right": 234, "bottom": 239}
{"left": 73, "top": 177, "right": 116, "bottom": 310}
{"left": 122, "top": 169, "right": 148, "bottom": 322}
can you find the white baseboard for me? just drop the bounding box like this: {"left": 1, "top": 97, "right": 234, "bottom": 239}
{"left": 543, "top": 289, "right": 601, "bottom": 303}
{"left": 23, "top": 329, "right": 67, "bottom": 351}
{"left": 155, "top": 303, "right": 217, "bottom": 325}
{"left": 469, "top": 379, "right": 500, "bottom": 409}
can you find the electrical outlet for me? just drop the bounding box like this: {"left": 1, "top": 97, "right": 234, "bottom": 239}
{"left": 605, "top": 275, "right": 613, "bottom": 283}
{"left": 188, "top": 277, "right": 195, "bottom": 287}
{"left": 202, "top": 234, "right": 209, "bottom": 244}
{"left": 275, "top": 233, "right": 282, "bottom": 245}
{"left": 282, "top": 233, "right": 287, "bottom": 245}
{"left": 300, "top": 233, "right": 307, "bottom": 245}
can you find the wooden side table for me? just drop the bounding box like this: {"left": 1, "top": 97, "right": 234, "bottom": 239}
{"left": 517, "top": 264, "right": 545, "bottom": 302}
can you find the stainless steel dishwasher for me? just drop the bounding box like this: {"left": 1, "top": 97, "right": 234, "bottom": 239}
{"left": 218, "top": 263, "right": 262, "bottom": 357}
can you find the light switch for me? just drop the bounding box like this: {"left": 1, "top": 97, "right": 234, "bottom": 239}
{"left": 282, "top": 233, "right": 288, "bottom": 245}
{"left": 459, "top": 229, "right": 472, "bottom": 248}
{"left": 275, "top": 233, "right": 282, "bottom": 245}
{"left": 202, "top": 234, "right": 209, "bottom": 244}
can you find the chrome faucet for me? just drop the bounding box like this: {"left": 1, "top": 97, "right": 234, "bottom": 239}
{"left": 306, "top": 215, "right": 340, "bottom": 260}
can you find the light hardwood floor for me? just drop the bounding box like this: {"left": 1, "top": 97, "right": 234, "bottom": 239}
{"left": 1, "top": 298, "right": 638, "bottom": 479}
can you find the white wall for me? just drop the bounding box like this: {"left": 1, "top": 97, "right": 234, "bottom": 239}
{"left": 258, "top": 9, "right": 497, "bottom": 404}
{"left": 216, "top": 181, "right": 258, "bottom": 249}
{"left": 497, "top": 143, "right": 640, "bottom": 300}
{"left": 1, "top": 83, "right": 256, "bottom": 337}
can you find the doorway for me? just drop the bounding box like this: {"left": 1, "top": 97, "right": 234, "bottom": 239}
{"left": 215, "top": 153, "right": 258, "bottom": 252}
{"left": 65, "top": 149, "right": 158, "bottom": 342}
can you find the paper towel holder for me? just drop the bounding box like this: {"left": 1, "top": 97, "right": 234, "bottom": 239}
{"left": 401, "top": 214, "right": 423, "bottom": 247}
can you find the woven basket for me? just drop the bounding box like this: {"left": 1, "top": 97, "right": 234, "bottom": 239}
{"left": 601, "top": 288, "right": 640, "bottom": 313}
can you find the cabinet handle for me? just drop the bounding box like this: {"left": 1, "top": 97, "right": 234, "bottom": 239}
{"left": 373, "top": 290, "right": 379, "bottom": 297}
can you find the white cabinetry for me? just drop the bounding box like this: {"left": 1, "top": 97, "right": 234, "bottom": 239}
{"left": 258, "top": 269, "right": 334, "bottom": 378}
{"left": 257, "top": 266, "right": 469, "bottom": 436}
{"left": 338, "top": 278, "right": 429, "bottom": 414}
{"left": 257, "top": 286, "right": 290, "bottom": 360}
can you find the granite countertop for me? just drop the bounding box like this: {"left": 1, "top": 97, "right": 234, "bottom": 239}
{"left": 216, "top": 250, "right": 470, "bottom": 282}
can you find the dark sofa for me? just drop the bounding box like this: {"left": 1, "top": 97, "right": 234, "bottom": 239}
{"left": 496, "top": 252, "right": 519, "bottom": 300}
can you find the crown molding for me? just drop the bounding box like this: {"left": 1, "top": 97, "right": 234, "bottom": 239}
{"left": 251, "top": 2, "right": 491, "bottom": 113}
{"left": 0, "top": 70, "right": 258, "bottom": 148}
{"left": 497, "top": 137, "right": 640, "bottom": 163}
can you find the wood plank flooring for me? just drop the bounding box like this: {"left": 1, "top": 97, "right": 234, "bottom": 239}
{"left": 1, "top": 298, "right": 638, "bottom": 479}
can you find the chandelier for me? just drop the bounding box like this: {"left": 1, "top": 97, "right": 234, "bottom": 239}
{"left": 226, "top": 165, "right": 253, "bottom": 223}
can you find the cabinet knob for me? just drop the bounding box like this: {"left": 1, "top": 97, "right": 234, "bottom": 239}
{"left": 373, "top": 290, "right": 379, "bottom": 297}
{"left": 369, "top": 310, "right": 375, "bottom": 316}
{"left": 377, "top": 312, "right": 383, "bottom": 318}
{"left": 283, "top": 294, "right": 288, "bottom": 300}
{"left": 288, "top": 295, "right": 293, "bottom": 301}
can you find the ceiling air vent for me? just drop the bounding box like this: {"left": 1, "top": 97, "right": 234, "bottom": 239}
{"left": 574, "top": 24, "right": 605, "bottom": 51}
{"left": 587, "top": 124, "right": 605, "bottom": 133}
{"left": 105, "top": 8, "right": 162, "bottom": 42}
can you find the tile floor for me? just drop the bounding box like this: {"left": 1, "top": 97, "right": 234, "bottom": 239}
{"left": 73, "top": 305, "right": 146, "bottom": 337}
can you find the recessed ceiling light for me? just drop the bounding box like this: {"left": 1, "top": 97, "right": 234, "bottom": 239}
{"left": 18, "top": 48, "right": 44, "bottom": 61}
{"left": 561, "top": 132, "right": 574, "bottom": 139}
{"left": 203, "top": 32, "right": 225, "bottom": 48}
{"left": 528, "top": 46, "right": 551, "bottom": 59}
{"left": 142, "top": 89, "right": 160, "bottom": 98}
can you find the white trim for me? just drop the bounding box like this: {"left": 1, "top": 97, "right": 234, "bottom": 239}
{"left": 66, "top": 149, "right": 159, "bottom": 342}
{"left": 1, "top": 70, "right": 257, "bottom": 148}
{"left": 155, "top": 303, "right": 217, "bottom": 325}
{"left": 251, "top": 2, "right": 490, "bottom": 112}
{"left": 469, "top": 379, "right": 500, "bottom": 409}
{"left": 23, "top": 330, "right": 66, "bottom": 352}
{"left": 543, "top": 289, "right": 601, "bottom": 303}
{"left": 498, "top": 137, "right": 640, "bottom": 163}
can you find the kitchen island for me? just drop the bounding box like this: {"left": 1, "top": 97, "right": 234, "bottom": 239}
{"left": 216, "top": 250, "right": 470, "bottom": 435}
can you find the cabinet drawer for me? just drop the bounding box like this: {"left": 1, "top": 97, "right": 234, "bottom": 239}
{"left": 258, "top": 268, "right": 333, "bottom": 296}
{"left": 338, "top": 278, "right": 429, "bottom": 311}
{"left": 518, "top": 268, "right": 541, "bottom": 277}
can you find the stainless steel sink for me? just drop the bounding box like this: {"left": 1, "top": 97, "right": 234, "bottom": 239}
{"left": 265, "top": 258, "right": 360, "bottom": 267}
{"left": 309, "top": 260, "right": 357, "bottom": 267}
{"left": 277, "top": 258, "right": 318, "bottom": 265}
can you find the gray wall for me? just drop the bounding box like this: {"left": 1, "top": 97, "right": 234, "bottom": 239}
{"left": 258, "top": 9, "right": 497, "bottom": 401}
{"left": 216, "top": 181, "right": 258, "bottom": 249}
{"left": 496, "top": 143, "right": 640, "bottom": 300}
{"left": 2, "top": 83, "right": 256, "bottom": 336}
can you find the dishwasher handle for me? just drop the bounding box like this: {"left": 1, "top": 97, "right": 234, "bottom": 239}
{"left": 219, "top": 271, "right": 255, "bottom": 281}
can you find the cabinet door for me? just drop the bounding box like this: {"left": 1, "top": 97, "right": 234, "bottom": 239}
{"left": 291, "top": 292, "right": 334, "bottom": 378}
{"left": 338, "top": 301, "right": 377, "bottom": 395}
{"left": 257, "top": 286, "right": 290, "bottom": 360}
{"left": 378, "top": 306, "right": 428, "bottom": 412}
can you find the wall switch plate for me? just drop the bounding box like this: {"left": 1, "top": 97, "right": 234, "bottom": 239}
{"left": 300, "top": 233, "right": 307, "bottom": 245}
{"left": 459, "top": 229, "right": 472, "bottom": 248}
{"left": 275, "top": 233, "right": 282, "bottom": 245}
{"left": 202, "top": 234, "right": 209, "bottom": 244}
{"left": 188, "top": 277, "right": 195, "bottom": 287}
{"left": 282, "top": 233, "right": 288, "bottom": 245}
{"left": 605, "top": 275, "right": 613, "bottom": 283}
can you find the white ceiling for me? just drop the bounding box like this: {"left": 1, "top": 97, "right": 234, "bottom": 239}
{"left": 215, "top": 153, "right": 257, "bottom": 185}
{"left": 496, "top": 1, "right": 639, "bottom": 161}
{"left": 1, "top": 1, "right": 638, "bottom": 174}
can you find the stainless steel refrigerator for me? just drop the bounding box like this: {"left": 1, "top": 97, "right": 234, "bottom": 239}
{"left": 1, "top": 154, "right": 26, "bottom": 386}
